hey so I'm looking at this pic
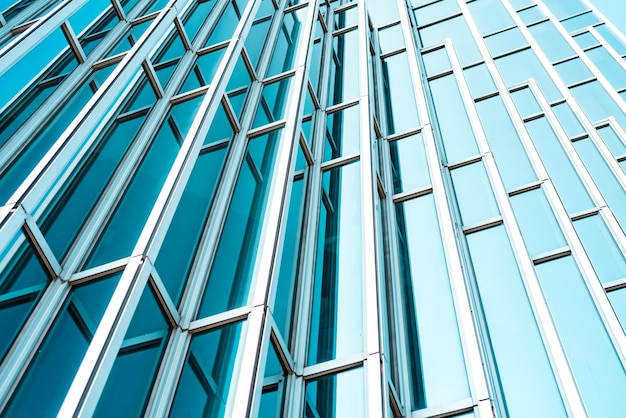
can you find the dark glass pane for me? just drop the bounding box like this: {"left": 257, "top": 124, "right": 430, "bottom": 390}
{"left": 183, "top": 0, "right": 219, "bottom": 43}
{"left": 266, "top": 7, "right": 307, "bottom": 78}
{"left": 327, "top": 29, "right": 360, "bottom": 106}
{"left": 253, "top": 76, "right": 293, "bottom": 128}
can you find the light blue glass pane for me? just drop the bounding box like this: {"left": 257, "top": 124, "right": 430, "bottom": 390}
{"left": 304, "top": 367, "right": 365, "bottom": 417}
{"left": 466, "top": 226, "right": 566, "bottom": 417}
{"left": 143, "top": 0, "right": 170, "bottom": 14}
{"left": 597, "top": 125, "right": 626, "bottom": 157}
{"left": 378, "top": 24, "right": 404, "bottom": 55}
{"left": 573, "top": 31, "right": 599, "bottom": 50}
{"left": 327, "top": 29, "right": 360, "bottom": 106}
{"left": 324, "top": 104, "right": 360, "bottom": 161}
{"left": 573, "top": 138, "right": 626, "bottom": 233}
{"left": 574, "top": 215, "right": 626, "bottom": 283}
{"left": 258, "top": 341, "right": 285, "bottom": 418}
{"left": 93, "top": 284, "right": 169, "bottom": 417}
{"left": 382, "top": 52, "right": 419, "bottom": 135}
{"left": 413, "top": 0, "right": 460, "bottom": 27}
{"left": 183, "top": 0, "right": 219, "bottom": 43}
{"left": 495, "top": 49, "right": 562, "bottom": 103}
{"left": 518, "top": 5, "right": 546, "bottom": 26}
{"left": 153, "top": 31, "right": 186, "bottom": 65}
{"left": 608, "top": 288, "right": 626, "bottom": 334}
{"left": 536, "top": 256, "right": 626, "bottom": 418}
{"left": 41, "top": 114, "right": 147, "bottom": 261}
{"left": 475, "top": 95, "right": 537, "bottom": 190}
{"left": 389, "top": 133, "right": 430, "bottom": 194}
{"left": 595, "top": 23, "right": 626, "bottom": 55}
{"left": 586, "top": 46, "right": 626, "bottom": 91}
{"left": 204, "top": 101, "right": 235, "bottom": 145}
{"left": 510, "top": 188, "right": 567, "bottom": 257}
{"left": 450, "top": 161, "right": 500, "bottom": 227}
{"left": 79, "top": 9, "right": 120, "bottom": 56}
{"left": 308, "top": 162, "right": 363, "bottom": 365}
{"left": 253, "top": 76, "right": 293, "bottom": 128}
{"left": 266, "top": 7, "right": 306, "bottom": 78}
{"left": 484, "top": 27, "right": 527, "bottom": 58}
{"left": 467, "top": 0, "right": 515, "bottom": 35}
{"left": 510, "top": 87, "right": 542, "bottom": 119}
{"left": 419, "top": 16, "right": 481, "bottom": 66}
{"left": 542, "top": 0, "right": 588, "bottom": 20}
{"left": 170, "top": 321, "right": 243, "bottom": 417}
{"left": 561, "top": 11, "right": 600, "bottom": 33}
{"left": 525, "top": 117, "right": 594, "bottom": 214}
{"left": 508, "top": 0, "right": 533, "bottom": 9}
{"left": 309, "top": 40, "right": 323, "bottom": 95}
{"left": 395, "top": 195, "right": 469, "bottom": 410}
{"left": 429, "top": 75, "right": 479, "bottom": 163}
{"left": 0, "top": 236, "right": 50, "bottom": 364}
{"left": 528, "top": 21, "right": 575, "bottom": 63}
{"left": 155, "top": 146, "right": 228, "bottom": 306}
{"left": 3, "top": 274, "right": 119, "bottom": 417}
{"left": 334, "top": 5, "right": 357, "bottom": 30}
{"left": 463, "top": 63, "right": 496, "bottom": 99}
{"left": 554, "top": 58, "right": 593, "bottom": 86}
{"left": 196, "top": 46, "right": 227, "bottom": 85}
{"left": 366, "top": 0, "right": 399, "bottom": 28}
{"left": 198, "top": 129, "right": 284, "bottom": 318}
{"left": 551, "top": 102, "right": 586, "bottom": 138}
{"left": 274, "top": 178, "right": 303, "bottom": 342}
{"left": 422, "top": 48, "right": 451, "bottom": 78}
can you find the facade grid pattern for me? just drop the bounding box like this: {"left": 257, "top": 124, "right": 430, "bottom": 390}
{"left": 1, "top": 0, "right": 626, "bottom": 416}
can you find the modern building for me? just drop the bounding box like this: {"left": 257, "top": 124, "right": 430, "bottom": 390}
{"left": 1, "top": 0, "right": 626, "bottom": 416}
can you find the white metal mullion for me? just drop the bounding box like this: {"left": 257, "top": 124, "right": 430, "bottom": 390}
{"left": 579, "top": 0, "right": 626, "bottom": 46}
{"left": 502, "top": 0, "right": 626, "bottom": 370}
{"left": 231, "top": 0, "right": 318, "bottom": 414}
{"left": 458, "top": 1, "right": 590, "bottom": 415}
{"left": 587, "top": 26, "right": 626, "bottom": 73}
{"left": 398, "top": 0, "right": 492, "bottom": 414}
{"left": 0, "top": 0, "right": 86, "bottom": 73}
{"left": 356, "top": 1, "right": 383, "bottom": 416}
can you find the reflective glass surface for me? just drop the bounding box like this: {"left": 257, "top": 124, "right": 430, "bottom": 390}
{"left": 304, "top": 367, "right": 365, "bottom": 417}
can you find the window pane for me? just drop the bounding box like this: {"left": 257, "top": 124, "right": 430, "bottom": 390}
{"left": 304, "top": 367, "right": 365, "bottom": 417}
{"left": 389, "top": 133, "right": 430, "bottom": 194}
{"left": 450, "top": 161, "right": 500, "bottom": 227}
{"left": 324, "top": 104, "right": 360, "bottom": 161}
{"left": 382, "top": 52, "right": 419, "bottom": 135}
{"left": 327, "top": 29, "right": 360, "bottom": 106}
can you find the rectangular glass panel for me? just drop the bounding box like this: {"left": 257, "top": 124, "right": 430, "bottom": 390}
{"left": 389, "top": 132, "right": 430, "bottom": 194}
{"left": 418, "top": 16, "right": 481, "bottom": 67}
{"left": 381, "top": 52, "right": 420, "bottom": 135}
{"left": 450, "top": 160, "right": 500, "bottom": 227}
{"left": 528, "top": 21, "right": 575, "bottom": 63}
{"left": 495, "top": 49, "right": 561, "bottom": 103}
{"left": 304, "top": 367, "right": 365, "bottom": 417}
{"left": 327, "top": 29, "right": 360, "bottom": 106}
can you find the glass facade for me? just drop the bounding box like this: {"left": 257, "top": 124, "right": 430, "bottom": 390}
{"left": 1, "top": 0, "right": 626, "bottom": 416}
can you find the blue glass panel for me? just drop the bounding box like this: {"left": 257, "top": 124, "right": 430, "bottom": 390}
{"left": 0, "top": 236, "right": 51, "bottom": 364}
{"left": 204, "top": 101, "right": 235, "bottom": 146}
{"left": 554, "top": 58, "right": 593, "bottom": 86}
{"left": 389, "top": 133, "right": 430, "bottom": 194}
{"left": 245, "top": 16, "right": 273, "bottom": 71}
{"left": 257, "top": 341, "right": 286, "bottom": 418}
{"left": 585, "top": 46, "right": 626, "bottom": 91}
{"left": 413, "top": 0, "right": 460, "bottom": 27}
{"left": 570, "top": 81, "right": 626, "bottom": 127}
{"left": 183, "top": 0, "right": 219, "bottom": 43}
{"left": 597, "top": 125, "right": 626, "bottom": 157}
{"left": 467, "top": 0, "right": 515, "bottom": 36}
{"left": 206, "top": 1, "right": 241, "bottom": 46}
{"left": 304, "top": 367, "right": 365, "bottom": 417}
{"left": 463, "top": 63, "right": 496, "bottom": 99}
{"left": 69, "top": 0, "right": 111, "bottom": 36}
{"left": 334, "top": 5, "right": 358, "bottom": 30}
{"left": 466, "top": 226, "right": 566, "bottom": 417}
{"left": 198, "top": 129, "right": 284, "bottom": 318}
{"left": 429, "top": 75, "right": 479, "bottom": 163}
{"left": 561, "top": 11, "right": 600, "bottom": 33}
{"left": 595, "top": 23, "right": 626, "bottom": 55}
{"left": 155, "top": 145, "right": 228, "bottom": 306}
{"left": 475, "top": 95, "right": 537, "bottom": 191}
{"left": 608, "top": 288, "right": 626, "bottom": 333}
{"left": 395, "top": 194, "right": 469, "bottom": 410}
{"left": 327, "top": 29, "right": 360, "bottom": 106}
{"left": 308, "top": 162, "right": 363, "bottom": 365}
{"left": 573, "top": 31, "right": 599, "bottom": 50}
{"left": 551, "top": 102, "right": 586, "bottom": 138}
{"left": 93, "top": 283, "right": 170, "bottom": 417}
{"left": 574, "top": 214, "right": 626, "bottom": 284}
{"left": 450, "top": 161, "right": 500, "bottom": 227}
{"left": 274, "top": 178, "right": 304, "bottom": 341}
{"left": 3, "top": 274, "right": 120, "bottom": 417}
{"left": 525, "top": 117, "right": 594, "bottom": 214}
{"left": 323, "top": 104, "right": 360, "bottom": 161}
{"left": 266, "top": 7, "right": 306, "bottom": 78}
{"left": 253, "top": 76, "right": 293, "bottom": 128}
{"left": 79, "top": 9, "right": 120, "bottom": 56}
{"left": 528, "top": 21, "right": 575, "bottom": 63}
{"left": 510, "top": 87, "right": 542, "bottom": 119}
{"left": 541, "top": 0, "right": 588, "bottom": 20}
{"left": 484, "top": 27, "right": 527, "bottom": 58}
{"left": 378, "top": 24, "right": 404, "bottom": 55}
{"left": 536, "top": 256, "right": 626, "bottom": 417}
{"left": 510, "top": 188, "right": 567, "bottom": 258}
{"left": 170, "top": 321, "right": 243, "bottom": 417}
{"left": 573, "top": 138, "right": 626, "bottom": 233}
{"left": 518, "top": 5, "right": 546, "bottom": 26}
{"left": 422, "top": 48, "right": 451, "bottom": 78}
{"left": 419, "top": 16, "right": 481, "bottom": 66}
{"left": 382, "top": 52, "right": 419, "bottom": 135}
